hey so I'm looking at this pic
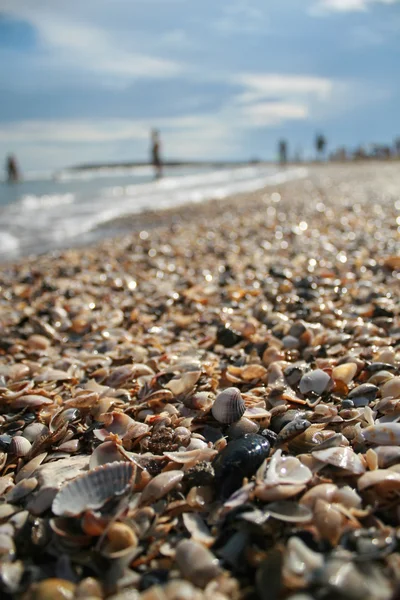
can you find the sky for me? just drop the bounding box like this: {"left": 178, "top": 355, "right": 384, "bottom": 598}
{"left": 0, "top": 0, "right": 399, "bottom": 171}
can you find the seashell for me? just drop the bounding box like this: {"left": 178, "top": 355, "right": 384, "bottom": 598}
{"left": 10, "top": 435, "right": 32, "bottom": 457}
{"left": 260, "top": 449, "right": 313, "bottom": 486}
{"left": 374, "top": 445, "right": 400, "bottom": 468}
{"left": 15, "top": 452, "right": 47, "bottom": 483}
{"left": 175, "top": 539, "right": 221, "bottom": 588}
{"left": 52, "top": 461, "right": 135, "bottom": 517}
{"left": 211, "top": 387, "right": 246, "bottom": 424}
{"left": 284, "top": 536, "right": 324, "bottom": 580}
{"left": 0, "top": 533, "right": 16, "bottom": 561}
{"left": 0, "top": 504, "right": 20, "bottom": 520}
{"left": 94, "top": 412, "right": 150, "bottom": 442}
{"left": 284, "top": 365, "right": 304, "bottom": 386}
{"left": 348, "top": 383, "right": 379, "bottom": 407}
{"left": 314, "top": 498, "right": 344, "bottom": 545}
{"left": 276, "top": 419, "right": 311, "bottom": 446}
{"left": 381, "top": 376, "right": 400, "bottom": 400}
{"left": 89, "top": 441, "right": 127, "bottom": 469}
{"left": 5, "top": 477, "right": 38, "bottom": 503}
{"left": 163, "top": 448, "right": 217, "bottom": 468}
{"left": 299, "top": 369, "right": 332, "bottom": 395}
{"left": 185, "top": 391, "right": 213, "bottom": 412}
{"left": 368, "top": 370, "right": 394, "bottom": 386}
{"left": 24, "top": 578, "right": 76, "bottom": 600}
{"left": 75, "top": 577, "right": 103, "bottom": 599}
{"left": 0, "top": 475, "right": 14, "bottom": 496}
{"left": 362, "top": 423, "right": 400, "bottom": 445}
{"left": 104, "top": 521, "right": 138, "bottom": 555}
{"left": 312, "top": 446, "right": 366, "bottom": 474}
{"left": 265, "top": 501, "right": 312, "bottom": 523}
{"left": 358, "top": 468, "right": 400, "bottom": 491}
{"left": 104, "top": 365, "right": 134, "bottom": 388}
{"left": 139, "top": 470, "right": 184, "bottom": 505}
{"left": 213, "top": 434, "right": 270, "bottom": 499}
{"left": 50, "top": 408, "right": 80, "bottom": 432}
{"left": 287, "top": 423, "right": 328, "bottom": 454}
{"left": 34, "top": 368, "right": 73, "bottom": 382}
{"left": 332, "top": 362, "right": 357, "bottom": 384}
{"left": 227, "top": 364, "right": 267, "bottom": 381}
{"left": 228, "top": 417, "right": 259, "bottom": 439}
{"left": 182, "top": 512, "right": 214, "bottom": 546}
{"left": 57, "top": 439, "right": 80, "bottom": 453}
{"left": 12, "top": 394, "right": 53, "bottom": 408}
{"left": 22, "top": 423, "right": 49, "bottom": 443}
{"left": 165, "top": 370, "right": 201, "bottom": 396}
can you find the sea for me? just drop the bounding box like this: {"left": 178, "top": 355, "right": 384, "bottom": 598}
{"left": 0, "top": 164, "right": 307, "bottom": 262}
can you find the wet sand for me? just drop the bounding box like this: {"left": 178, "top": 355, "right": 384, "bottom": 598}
{"left": 0, "top": 162, "right": 399, "bottom": 599}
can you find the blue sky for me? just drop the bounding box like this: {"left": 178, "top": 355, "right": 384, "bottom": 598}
{"left": 0, "top": 0, "right": 399, "bottom": 171}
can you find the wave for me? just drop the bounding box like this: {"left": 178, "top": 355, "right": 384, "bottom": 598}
{"left": 21, "top": 193, "right": 75, "bottom": 210}
{"left": 0, "top": 165, "right": 307, "bottom": 261}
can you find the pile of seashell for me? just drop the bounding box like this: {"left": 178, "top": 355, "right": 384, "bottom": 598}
{"left": 0, "top": 163, "right": 399, "bottom": 599}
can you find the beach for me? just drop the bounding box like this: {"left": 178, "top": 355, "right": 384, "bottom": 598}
{"left": 0, "top": 162, "right": 400, "bottom": 599}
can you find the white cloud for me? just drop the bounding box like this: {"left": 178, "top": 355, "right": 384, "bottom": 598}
{"left": 233, "top": 74, "right": 333, "bottom": 103}
{"left": 311, "top": 0, "right": 397, "bottom": 14}
{"left": 212, "top": 1, "right": 269, "bottom": 34}
{"left": 0, "top": 120, "right": 150, "bottom": 144}
{"left": 0, "top": 1, "right": 183, "bottom": 81}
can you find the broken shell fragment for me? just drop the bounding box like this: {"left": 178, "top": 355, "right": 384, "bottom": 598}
{"left": 312, "top": 446, "right": 366, "bottom": 475}
{"left": 139, "top": 470, "right": 184, "bottom": 505}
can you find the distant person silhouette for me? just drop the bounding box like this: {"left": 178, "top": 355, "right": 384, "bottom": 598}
{"left": 278, "top": 140, "right": 288, "bottom": 165}
{"left": 151, "top": 130, "right": 162, "bottom": 179}
{"left": 315, "top": 133, "right": 327, "bottom": 161}
{"left": 6, "top": 154, "right": 20, "bottom": 183}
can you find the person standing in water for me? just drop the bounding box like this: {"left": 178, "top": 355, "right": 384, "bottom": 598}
{"left": 6, "top": 154, "right": 20, "bottom": 183}
{"left": 151, "top": 130, "right": 162, "bottom": 179}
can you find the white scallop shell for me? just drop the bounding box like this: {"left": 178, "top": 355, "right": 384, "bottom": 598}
{"left": 211, "top": 387, "right": 245, "bottom": 424}
{"left": 52, "top": 461, "right": 135, "bottom": 517}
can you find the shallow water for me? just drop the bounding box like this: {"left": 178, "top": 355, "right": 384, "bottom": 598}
{"left": 0, "top": 164, "right": 307, "bottom": 260}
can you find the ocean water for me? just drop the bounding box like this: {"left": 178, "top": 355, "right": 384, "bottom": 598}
{"left": 0, "top": 164, "right": 307, "bottom": 261}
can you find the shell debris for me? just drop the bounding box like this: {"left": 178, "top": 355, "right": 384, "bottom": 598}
{"left": 0, "top": 163, "right": 399, "bottom": 599}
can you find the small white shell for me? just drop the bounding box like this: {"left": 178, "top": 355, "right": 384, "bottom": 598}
{"left": 139, "top": 470, "right": 184, "bottom": 506}
{"left": 312, "top": 446, "right": 366, "bottom": 475}
{"left": 10, "top": 436, "right": 32, "bottom": 457}
{"left": 262, "top": 449, "right": 313, "bottom": 486}
{"left": 52, "top": 461, "right": 135, "bottom": 517}
{"left": 299, "top": 369, "right": 332, "bottom": 395}
{"left": 175, "top": 539, "right": 221, "bottom": 588}
{"left": 358, "top": 468, "right": 400, "bottom": 491}
{"left": 211, "top": 387, "right": 245, "bottom": 424}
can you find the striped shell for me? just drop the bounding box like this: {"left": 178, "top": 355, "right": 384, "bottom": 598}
{"left": 52, "top": 461, "right": 135, "bottom": 517}
{"left": 211, "top": 387, "right": 245, "bottom": 424}
{"left": 10, "top": 436, "right": 32, "bottom": 457}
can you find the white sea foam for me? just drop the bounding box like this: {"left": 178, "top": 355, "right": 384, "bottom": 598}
{"left": 0, "top": 165, "right": 307, "bottom": 260}
{"left": 21, "top": 193, "right": 75, "bottom": 210}
{"left": 0, "top": 232, "right": 20, "bottom": 254}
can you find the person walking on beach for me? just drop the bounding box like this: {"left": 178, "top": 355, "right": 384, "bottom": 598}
{"left": 151, "top": 130, "right": 162, "bottom": 179}
{"left": 278, "top": 139, "right": 288, "bottom": 165}
{"left": 315, "top": 133, "right": 327, "bottom": 161}
{"left": 6, "top": 154, "right": 20, "bottom": 183}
